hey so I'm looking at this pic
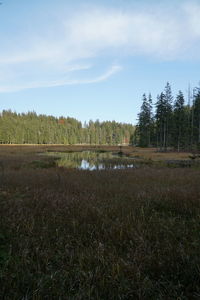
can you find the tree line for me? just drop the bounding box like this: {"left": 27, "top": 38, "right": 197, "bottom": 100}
{"left": 0, "top": 110, "right": 134, "bottom": 145}
{"left": 135, "top": 82, "right": 200, "bottom": 151}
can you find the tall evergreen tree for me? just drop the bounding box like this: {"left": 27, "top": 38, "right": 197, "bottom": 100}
{"left": 155, "top": 83, "right": 173, "bottom": 150}
{"left": 193, "top": 88, "right": 200, "bottom": 147}
{"left": 172, "top": 91, "right": 187, "bottom": 151}
{"left": 137, "top": 93, "right": 153, "bottom": 147}
{"left": 155, "top": 92, "right": 165, "bottom": 150}
{"left": 164, "top": 82, "right": 173, "bottom": 148}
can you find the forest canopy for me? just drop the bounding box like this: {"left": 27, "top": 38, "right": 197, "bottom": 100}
{"left": 135, "top": 83, "right": 200, "bottom": 151}
{"left": 0, "top": 110, "right": 134, "bottom": 145}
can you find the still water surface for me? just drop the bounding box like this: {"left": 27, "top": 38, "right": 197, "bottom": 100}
{"left": 44, "top": 151, "right": 136, "bottom": 170}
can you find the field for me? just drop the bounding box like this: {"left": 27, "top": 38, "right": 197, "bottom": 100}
{"left": 0, "top": 145, "right": 200, "bottom": 299}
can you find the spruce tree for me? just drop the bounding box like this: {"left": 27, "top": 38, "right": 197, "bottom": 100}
{"left": 137, "top": 93, "right": 153, "bottom": 147}
{"left": 173, "top": 91, "right": 187, "bottom": 151}
{"left": 193, "top": 88, "right": 200, "bottom": 147}
{"left": 164, "top": 82, "right": 173, "bottom": 149}
{"left": 155, "top": 92, "right": 165, "bottom": 150}
{"left": 155, "top": 83, "right": 173, "bottom": 150}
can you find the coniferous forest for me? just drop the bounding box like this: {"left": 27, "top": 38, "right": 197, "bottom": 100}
{"left": 1, "top": 83, "right": 200, "bottom": 150}
{"left": 0, "top": 111, "right": 134, "bottom": 145}
{"left": 135, "top": 82, "right": 200, "bottom": 151}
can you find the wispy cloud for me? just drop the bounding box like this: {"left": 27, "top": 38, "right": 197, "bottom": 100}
{"left": 0, "top": 65, "right": 121, "bottom": 93}
{"left": 0, "top": 1, "right": 200, "bottom": 92}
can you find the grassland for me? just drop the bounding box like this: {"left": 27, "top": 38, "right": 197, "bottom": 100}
{"left": 0, "top": 145, "right": 200, "bottom": 299}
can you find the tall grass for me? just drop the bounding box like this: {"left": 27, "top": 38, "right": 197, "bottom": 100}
{"left": 0, "top": 146, "right": 200, "bottom": 299}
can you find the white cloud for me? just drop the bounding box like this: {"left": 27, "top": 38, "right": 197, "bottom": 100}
{"left": 66, "top": 5, "right": 200, "bottom": 60}
{"left": 183, "top": 2, "right": 200, "bottom": 38}
{"left": 0, "top": 65, "right": 121, "bottom": 93}
{"left": 0, "top": 1, "right": 200, "bottom": 92}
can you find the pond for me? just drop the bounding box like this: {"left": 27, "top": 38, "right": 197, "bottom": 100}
{"left": 43, "top": 150, "right": 137, "bottom": 170}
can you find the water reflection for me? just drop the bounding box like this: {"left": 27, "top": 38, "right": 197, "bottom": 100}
{"left": 44, "top": 151, "right": 136, "bottom": 170}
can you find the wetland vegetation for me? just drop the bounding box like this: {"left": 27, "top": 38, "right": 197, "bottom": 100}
{"left": 0, "top": 145, "right": 200, "bottom": 299}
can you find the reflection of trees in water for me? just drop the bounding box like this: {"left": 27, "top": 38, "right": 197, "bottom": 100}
{"left": 57, "top": 151, "right": 114, "bottom": 169}
{"left": 46, "top": 151, "right": 136, "bottom": 169}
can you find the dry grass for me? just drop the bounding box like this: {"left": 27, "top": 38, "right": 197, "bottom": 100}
{"left": 128, "top": 147, "right": 192, "bottom": 161}
{"left": 0, "top": 144, "right": 194, "bottom": 163}
{"left": 0, "top": 145, "right": 200, "bottom": 299}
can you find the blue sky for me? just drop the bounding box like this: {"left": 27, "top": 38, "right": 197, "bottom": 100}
{"left": 0, "top": 0, "right": 200, "bottom": 124}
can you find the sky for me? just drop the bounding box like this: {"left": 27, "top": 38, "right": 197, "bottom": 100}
{"left": 0, "top": 0, "right": 200, "bottom": 125}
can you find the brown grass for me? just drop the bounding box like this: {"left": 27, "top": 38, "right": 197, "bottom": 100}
{"left": 0, "top": 145, "right": 200, "bottom": 299}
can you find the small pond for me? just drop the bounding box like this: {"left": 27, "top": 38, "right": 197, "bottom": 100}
{"left": 42, "top": 150, "right": 137, "bottom": 170}
{"left": 39, "top": 151, "right": 199, "bottom": 170}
